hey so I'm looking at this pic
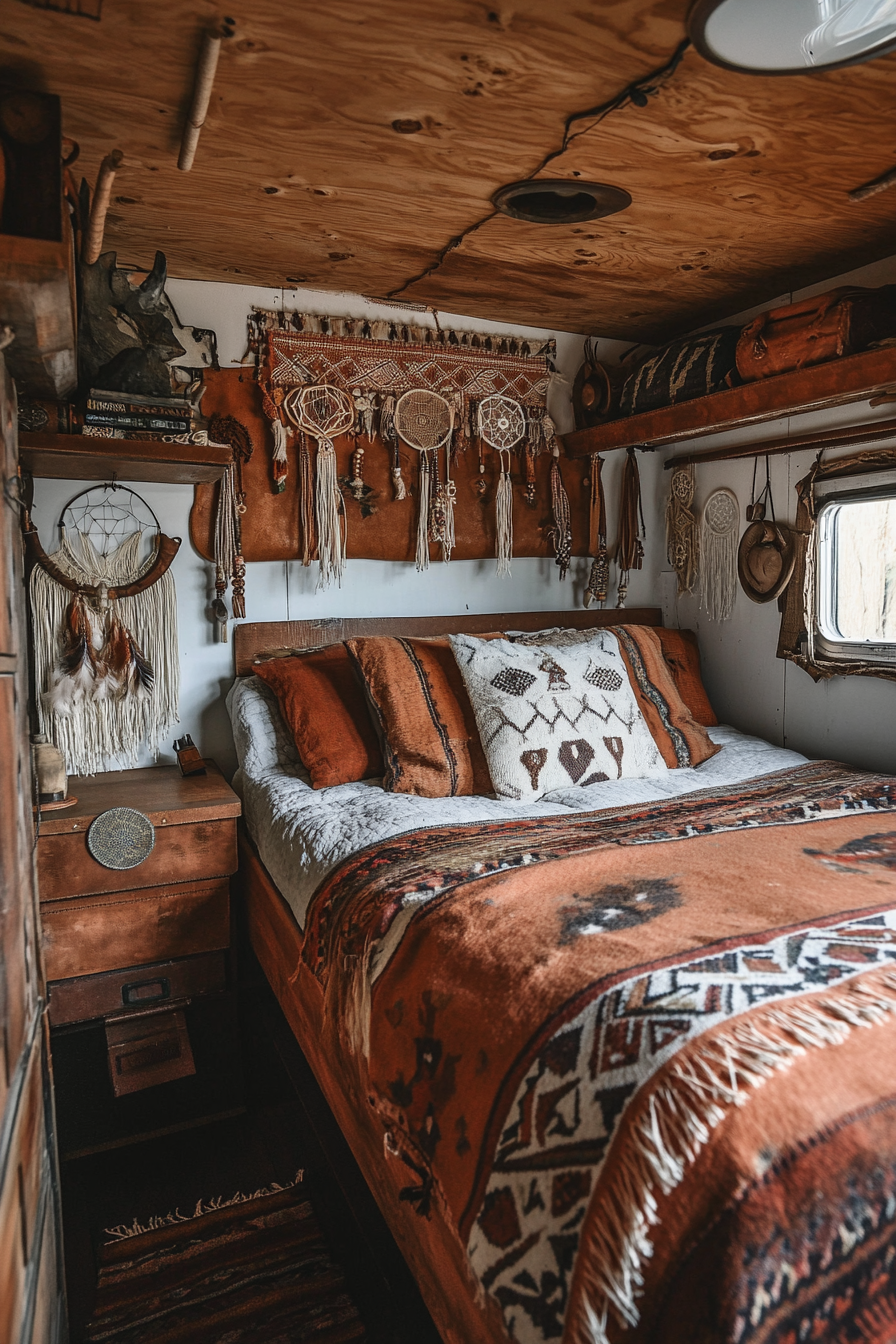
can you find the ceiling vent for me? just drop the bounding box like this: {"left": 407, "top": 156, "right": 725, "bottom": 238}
{"left": 492, "top": 180, "right": 632, "bottom": 225}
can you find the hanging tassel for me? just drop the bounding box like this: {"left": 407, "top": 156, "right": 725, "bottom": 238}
{"left": 271, "top": 416, "right": 289, "bottom": 492}
{"left": 299, "top": 434, "right": 315, "bottom": 566}
{"left": 617, "top": 445, "right": 645, "bottom": 608}
{"left": 548, "top": 443, "right": 572, "bottom": 581}
{"left": 315, "top": 437, "right": 346, "bottom": 588}
{"left": 416, "top": 452, "right": 432, "bottom": 571}
{"left": 496, "top": 450, "right": 513, "bottom": 577}
{"left": 584, "top": 453, "right": 610, "bottom": 608}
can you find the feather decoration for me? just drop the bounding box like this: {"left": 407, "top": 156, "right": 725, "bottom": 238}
{"left": 126, "top": 631, "right": 155, "bottom": 700}
{"left": 45, "top": 595, "right": 98, "bottom": 716}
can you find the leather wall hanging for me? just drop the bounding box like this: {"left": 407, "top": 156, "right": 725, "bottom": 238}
{"left": 190, "top": 368, "right": 592, "bottom": 566}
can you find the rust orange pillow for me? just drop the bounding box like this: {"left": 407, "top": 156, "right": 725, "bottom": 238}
{"left": 654, "top": 627, "right": 718, "bottom": 727}
{"left": 253, "top": 645, "right": 383, "bottom": 789}
{"left": 346, "top": 636, "right": 494, "bottom": 798}
{"left": 616, "top": 625, "right": 720, "bottom": 768}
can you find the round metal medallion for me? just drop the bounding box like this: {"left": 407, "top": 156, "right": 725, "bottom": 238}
{"left": 87, "top": 807, "right": 156, "bottom": 870}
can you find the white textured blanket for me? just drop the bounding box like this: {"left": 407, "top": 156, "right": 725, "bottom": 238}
{"left": 227, "top": 675, "right": 808, "bottom": 929}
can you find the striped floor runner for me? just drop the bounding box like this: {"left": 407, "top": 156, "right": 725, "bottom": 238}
{"left": 85, "top": 1183, "right": 367, "bottom": 1343}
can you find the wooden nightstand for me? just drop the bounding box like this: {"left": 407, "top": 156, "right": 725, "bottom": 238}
{"left": 36, "top": 763, "right": 243, "bottom": 1156}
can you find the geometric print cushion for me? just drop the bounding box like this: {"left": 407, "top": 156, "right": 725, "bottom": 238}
{"left": 448, "top": 631, "right": 667, "bottom": 802}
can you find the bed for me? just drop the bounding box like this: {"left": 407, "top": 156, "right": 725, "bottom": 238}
{"left": 229, "top": 611, "right": 896, "bottom": 1344}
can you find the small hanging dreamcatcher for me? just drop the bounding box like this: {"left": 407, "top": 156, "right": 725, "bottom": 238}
{"left": 394, "top": 389, "right": 456, "bottom": 569}
{"left": 24, "top": 484, "right": 181, "bottom": 776}
{"left": 284, "top": 383, "right": 354, "bottom": 588}
{"left": 700, "top": 487, "right": 739, "bottom": 621}
{"left": 477, "top": 394, "right": 525, "bottom": 577}
{"left": 666, "top": 463, "right": 700, "bottom": 596}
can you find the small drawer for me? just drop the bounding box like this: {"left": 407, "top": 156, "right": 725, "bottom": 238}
{"left": 47, "top": 951, "right": 227, "bottom": 1027}
{"left": 105, "top": 1007, "right": 195, "bottom": 1097}
{"left": 40, "top": 878, "right": 230, "bottom": 981}
{"left": 37, "top": 818, "right": 237, "bottom": 902}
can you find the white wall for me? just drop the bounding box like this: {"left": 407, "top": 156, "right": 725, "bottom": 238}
{"left": 672, "top": 255, "right": 896, "bottom": 774}
{"left": 30, "top": 281, "right": 667, "bottom": 778}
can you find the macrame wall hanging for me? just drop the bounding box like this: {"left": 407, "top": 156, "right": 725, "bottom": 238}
{"left": 207, "top": 413, "right": 252, "bottom": 641}
{"left": 393, "top": 388, "right": 455, "bottom": 569}
{"left": 25, "top": 484, "right": 181, "bottom": 776}
{"left": 666, "top": 463, "right": 700, "bottom": 596}
{"left": 616, "top": 446, "right": 645, "bottom": 607}
{"left": 477, "top": 394, "right": 526, "bottom": 576}
{"left": 284, "top": 384, "right": 354, "bottom": 588}
{"left": 700, "top": 487, "right": 739, "bottom": 621}
{"left": 584, "top": 453, "right": 610, "bottom": 608}
{"left": 253, "top": 308, "right": 556, "bottom": 580}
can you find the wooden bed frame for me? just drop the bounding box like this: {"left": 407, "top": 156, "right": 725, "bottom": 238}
{"left": 232, "top": 607, "right": 662, "bottom": 1342}
{"left": 233, "top": 606, "right": 663, "bottom": 676}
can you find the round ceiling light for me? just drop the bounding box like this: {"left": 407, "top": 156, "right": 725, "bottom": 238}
{"left": 493, "top": 179, "right": 632, "bottom": 225}
{"left": 688, "top": 0, "right": 896, "bottom": 74}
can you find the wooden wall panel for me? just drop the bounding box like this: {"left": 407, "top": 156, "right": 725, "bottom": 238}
{"left": 190, "top": 369, "right": 594, "bottom": 563}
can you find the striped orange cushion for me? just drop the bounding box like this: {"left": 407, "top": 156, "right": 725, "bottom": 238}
{"left": 616, "top": 625, "right": 720, "bottom": 768}
{"left": 346, "top": 636, "right": 494, "bottom": 797}
{"left": 654, "top": 627, "right": 718, "bottom": 727}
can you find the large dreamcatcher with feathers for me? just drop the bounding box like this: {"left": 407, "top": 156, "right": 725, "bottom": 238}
{"left": 24, "top": 484, "right": 181, "bottom": 775}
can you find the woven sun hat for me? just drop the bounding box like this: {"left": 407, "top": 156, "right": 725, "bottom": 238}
{"left": 737, "top": 519, "right": 796, "bottom": 604}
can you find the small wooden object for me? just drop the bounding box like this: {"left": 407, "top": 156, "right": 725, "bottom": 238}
{"left": 174, "top": 733, "right": 207, "bottom": 776}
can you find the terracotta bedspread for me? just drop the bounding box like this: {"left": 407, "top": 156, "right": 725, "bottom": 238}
{"left": 256, "top": 761, "right": 896, "bottom": 1344}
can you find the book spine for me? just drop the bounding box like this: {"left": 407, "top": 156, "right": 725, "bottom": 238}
{"left": 84, "top": 411, "right": 192, "bottom": 432}
{"left": 86, "top": 399, "right": 191, "bottom": 418}
{"left": 88, "top": 389, "right": 195, "bottom": 410}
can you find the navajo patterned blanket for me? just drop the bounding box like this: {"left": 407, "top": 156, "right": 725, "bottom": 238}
{"left": 299, "top": 762, "right": 896, "bottom": 1344}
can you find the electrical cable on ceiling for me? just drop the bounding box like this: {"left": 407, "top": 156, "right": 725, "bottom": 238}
{"left": 386, "top": 37, "right": 691, "bottom": 301}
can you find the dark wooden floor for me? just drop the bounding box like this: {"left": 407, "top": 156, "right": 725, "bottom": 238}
{"left": 59, "top": 968, "right": 442, "bottom": 1344}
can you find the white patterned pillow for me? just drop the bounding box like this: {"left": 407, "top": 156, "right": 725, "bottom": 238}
{"left": 448, "top": 632, "right": 667, "bottom": 802}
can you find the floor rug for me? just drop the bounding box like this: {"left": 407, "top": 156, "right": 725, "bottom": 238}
{"left": 84, "top": 1177, "right": 367, "bottom": 1343}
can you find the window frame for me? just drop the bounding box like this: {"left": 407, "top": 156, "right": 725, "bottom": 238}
{"left": 814, "top": 468, "right": 896, "bottom": 666}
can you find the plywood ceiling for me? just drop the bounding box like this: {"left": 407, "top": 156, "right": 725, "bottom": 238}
{"left": 3, "top": 0, "right": 896, "bottom": 340}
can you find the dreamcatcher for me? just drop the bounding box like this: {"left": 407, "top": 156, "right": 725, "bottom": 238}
{"left": 24, "top": 484, "right": 181, "bottom": 775}
{"left": 666, "top": 463, "right": 700, "bottom": 596}
{"left": 284, "top": 383, "right": 354, "bottom": 588}
{"left": 700, "top": 487, "right": 739, "bottom": 621}
{"left": 584, "top": 454, "right": 610, "bottom": 608}
{"left": 477, "top": 394, "right": 525, "bottom": 576}
{"left": 394, "top": 389, "right": 456, "bottom": 569}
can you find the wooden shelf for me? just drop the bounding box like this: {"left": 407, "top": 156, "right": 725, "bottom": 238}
{"left": 0, "top": 233, "right": 76, "bottom": 399}
{"left": 19, "top": 431, "right": 231, "bottom": 484}
{"left": 562, "top": 346, "right": 896, "bottom": 459}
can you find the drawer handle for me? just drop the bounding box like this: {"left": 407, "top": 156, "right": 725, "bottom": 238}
{"left": 122, "top": 976, "right": 171, "bottom": 1006}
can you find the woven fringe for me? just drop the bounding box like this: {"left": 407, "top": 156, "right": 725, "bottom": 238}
{"left": 102, "top": 1170, "right": 305, "bottom": 1243}
{"left": 300, "top": 436, "right": 315, "bottom": 567}
{"left": 314, "top": 438, "right": 345, "bottom": 588}
{"left": 700, "top": 515, "right": 737, "bottom": 622}
{"left": 416, "top": 456, "right": 432, "bottom": 572}
{"left": 569, "top": 969, "right": 896, "bottom": 1344}
{"left": 496, "top": 459, "right": 513, "bottom": 577}
{"left": 31, "top": 533, "right": 180, "bottom": 776}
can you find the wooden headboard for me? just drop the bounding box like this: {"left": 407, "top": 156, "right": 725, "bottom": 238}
{"left": 234, "top": 607, "right": 663, "bottom": 676}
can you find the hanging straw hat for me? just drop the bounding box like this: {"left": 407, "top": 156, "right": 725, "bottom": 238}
{"left": 737, "top": 519, "right": 796, "bottom": 603}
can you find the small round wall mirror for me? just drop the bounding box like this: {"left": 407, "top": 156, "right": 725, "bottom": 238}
{"left": 688, "top": 0, "right": 896, "bottom": 74}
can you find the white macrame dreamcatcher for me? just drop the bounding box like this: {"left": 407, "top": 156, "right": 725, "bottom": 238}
{"left": 700, "top": 487, "right": 739, "bottom": 621}
{"left": 284, "top": 383, "right": 354, "bottom": 588}
{"left": 26, "top": 484, "right": 180, "bottom": 776}
{"left": 393, "top": 389, "right": 455, "bottom": 569}
{"left": 477, "top": 394, "right": 525, "bottom": 577}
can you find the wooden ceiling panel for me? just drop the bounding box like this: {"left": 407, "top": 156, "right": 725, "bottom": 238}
{"left": 2, "top": 0, "right": 894, "bottom": 338}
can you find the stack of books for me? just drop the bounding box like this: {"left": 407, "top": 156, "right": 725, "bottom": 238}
{"left": 81, "top": 389, "right": 205, "bottom": 440}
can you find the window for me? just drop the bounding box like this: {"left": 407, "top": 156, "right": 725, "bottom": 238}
{"left": 816, "top": 472, "right": 896, "bottom": 664}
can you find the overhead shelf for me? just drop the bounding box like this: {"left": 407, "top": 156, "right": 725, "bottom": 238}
{"left": 19, "top": 431, "right": 231, "bottom": 484}
{"left": 561, "top": 346, "right": 896, "bottom": 459}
